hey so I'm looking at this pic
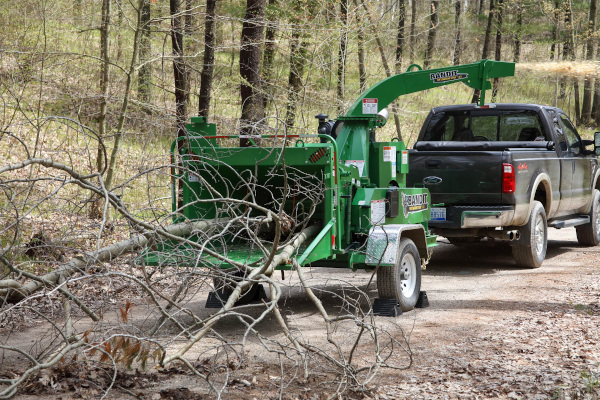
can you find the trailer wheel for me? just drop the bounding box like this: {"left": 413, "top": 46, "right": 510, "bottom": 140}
{"left": 213, "top": 269, "right": 258, "bottom": 300}
{"left": 576, "top": 189, "right": 600, "bottom": 246}
{"left": 512, "top": 201, "right": 547, "bottom": 268}
{"left": 377, "top": 237, "right": 421, "bottom": 311}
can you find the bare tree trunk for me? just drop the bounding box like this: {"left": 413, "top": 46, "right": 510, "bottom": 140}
{"left": 410, "top": 0, "right": 416, "bottom": 65}
{"left": 478, "top": 0, "right": 485, "bottom": 15}
{"left": 262, "top": 0, "right": 277, "bottom": 110}
{"left": 482, "top": 0, "right": 495, "bottom": 60}
{"left": 550, "top": 0, "right": 560, "bottom": 61}
{"left": 198, "top": 0, "right": 217, "bottom": 118}
{"left": 185, "top": 0, "right": 193, "bottom": 35}
{"left": 561, "top": 0, "right": 580, "bottom": 120}
{"left": 491, "top": 0, "right": 503, "bottom": 101}
{"left": 337, "top": 0, "right": 348, "bottom": 114}
{"left": 423, "top": 1, "right": 439, "bottom": 69}
{"left": 513, "top": 0, "right": 522, "bottom": 63}
{"left": 594, "top": 46, "right": 600, "bottom": 123}
{"left": 355, "top": 0, "right": 366, "bottom": 92}
{"left": 360, "top": 0, "right": 402, "bottom": 140}
{"left": 171, "top": 0, "right": 189, "bottom": 140}
{"left": 285, "top": 23, "right": 308, "bottom": 129}
{"left": 239, "top": 0, "right": 266, "bottom": 147}
{"left": 581, "top": 0, "right": 597, "bottom": 124}
{"left": 138, "top": 0, "right": 152, "bottom": 105}
{"left": 396, "top": 0, "right": 405, "bottom": 73}
{"left": 453, "top": 0, "right": 462, "bottom": 65}
{"left": 97, "top": 0, "right": 110, "bottom": 175}
{"left": 105, "top": 0, "right": 145, "bottom": 191}
{"left": 472, "top": 0, "right": 495, "bottom": 103}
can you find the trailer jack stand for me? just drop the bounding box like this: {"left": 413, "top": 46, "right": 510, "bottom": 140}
{"left": 416, "top": 291, "right": 430, "bottom": 308}
{"left": 205, "top": 284, "right": 268, "bottom": 308}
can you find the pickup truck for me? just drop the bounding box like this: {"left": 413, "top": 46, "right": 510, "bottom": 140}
{"left": 407, "top": 103, "right": 600, "bottom": 268}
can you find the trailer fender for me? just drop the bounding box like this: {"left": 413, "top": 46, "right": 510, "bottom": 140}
{"left": 365, "top": 224, "right": 428, "bottom": 268}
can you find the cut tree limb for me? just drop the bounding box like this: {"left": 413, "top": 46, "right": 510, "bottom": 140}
{"left": 0, "top": 219, "right": 226, "bottom": 303}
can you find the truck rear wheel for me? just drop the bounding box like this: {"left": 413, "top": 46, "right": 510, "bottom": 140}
{"left": 377, "top": 238, "right": 421, "bottom": 311}
{"left": 576, "top": 189, "right": 600, "bottom": 246}
{"left": 512, "top": 201, "right": 547, "bottom": 268}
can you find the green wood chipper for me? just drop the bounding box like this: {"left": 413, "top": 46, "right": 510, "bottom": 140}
{"left": 144, "top": 59, "right": 515, "bottom": 313}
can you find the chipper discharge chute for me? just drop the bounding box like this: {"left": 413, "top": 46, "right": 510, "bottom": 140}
{"left": 143, "top": 59, "right": 515, "bottom": 313}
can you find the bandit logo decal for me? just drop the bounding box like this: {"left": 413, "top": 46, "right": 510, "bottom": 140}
{"left": 430, "top": 70, "right": 468, "bottom": 83}
{"left": 401, "top": 193, "right": 429, "bottom": 218}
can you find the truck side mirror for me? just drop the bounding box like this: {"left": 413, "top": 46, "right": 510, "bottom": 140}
{"left": 596, "top": 132, "right": 600, "bottom": 156}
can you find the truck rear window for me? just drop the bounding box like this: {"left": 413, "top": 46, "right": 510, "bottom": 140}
{"left": 422, "top": 110, "right": 545, "bottom": 142}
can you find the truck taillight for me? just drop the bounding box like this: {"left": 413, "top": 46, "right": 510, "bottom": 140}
{"left": 502, "top": 163, "right": 515, "bottom": 193}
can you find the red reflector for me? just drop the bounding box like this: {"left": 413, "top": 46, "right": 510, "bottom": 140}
{"left": 502, "top": 163, "right": 515, "bottom": 193}
{"left": 332, "top": 235, "right": 336, "bottom": 247}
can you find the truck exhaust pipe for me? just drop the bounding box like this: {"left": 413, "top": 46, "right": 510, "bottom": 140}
{"left": 486, "top": 230, "right": 520, "bottom": 241}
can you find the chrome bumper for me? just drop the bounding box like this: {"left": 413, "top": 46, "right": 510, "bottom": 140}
{"left": 461, "top": 209, "right": 515, "bottom": 228}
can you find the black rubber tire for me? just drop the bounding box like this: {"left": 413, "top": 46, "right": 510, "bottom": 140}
{"left": 212, "top": 269, "right": 258, "bottom": 300}
{"left": 576, "top": 189, "right": 600, "bottom": 246}
{"left": 512, "top": 201, "right": 547, "bottom": 268}
{"left": 377, "top": 238, "right": 421, "bottom": 312}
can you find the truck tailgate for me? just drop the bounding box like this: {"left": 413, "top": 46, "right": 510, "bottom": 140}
{"left": 407, "top": 150, "right": 504, "bottom": 205}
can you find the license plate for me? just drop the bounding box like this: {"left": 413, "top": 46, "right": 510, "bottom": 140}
{"left": 431, "top": 207, "right": 446, "bottom": 221}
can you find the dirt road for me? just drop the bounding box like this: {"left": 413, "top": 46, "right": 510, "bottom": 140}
{"left": 6, "top": 228, "right": 599, "bottom": 399}
{"left": 166, "top": 227, "right": 600, "bottom": 399}
{"left": 373, "top": 227, "right": 600, "bottom": 399}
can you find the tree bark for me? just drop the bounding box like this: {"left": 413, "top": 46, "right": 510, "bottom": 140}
{"left": 423, "top": 1, "right": 439, "bottom": 69}
{"left": 285, "top": 23, "right": 308, "bottom": 130}
{"left": 481, "top": 0, "right": 495, "bottom": 60}
{"left": 491, "top": 0, "right": 503, "bottom": 101}
{"left": 170, "top": 0, "right": 189, "bottom": 139}
{"left": 360, "top": 0, "right": 403, "bottom": 140}
{"left": 581, "top": 0, "right": 597, "bottom": 124}
{"left": 239, "top": 0, "right": 266, "bottom": 147}
{"left": 104, "top": 0, "right": 145, "bottom": 191}
{"left": 337, "top": 0, "right": 348, "bottom": 114}
{"left": 472, "top": 0, "right": 495, "bottom": 103}
{"left": 396, "top": 0, "right": 405, "bottom": 73}
{"left": 185, "top": 0, "right": 193, "bottom": 35}
{"left": 561, "top": 0, "right": 580, "bottom": 120}
{"left": 453, "top": 0, "right": 462, "bottom": 66}
{"left": 513, "top": 0, "right": 522, "bottom": 63}
{"left": 409, "top": 0, "right": 416, "bottom": 65}
{"left": 550, "top": 0, "right": 560, "bottom": 61}
{"left": 262, "top": 0, "right": 277, "bottom": 110}
{"left": 97, "top": 0, "right": 110, "bottom": 175}
{"left": 138, "top": 0, "right": 152, "bottom": 105}
{"left": 198, "top": 0, "right": 217, "bottom": 118}
{"left": 594, "top": 46, "right": 600, "bottom": 123}
{"left": 355, "top": 0, "right": 366, "bottom": 92}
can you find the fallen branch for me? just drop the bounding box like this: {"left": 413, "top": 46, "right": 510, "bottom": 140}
{"left": 0, "top": 219, "right": 226, "bottom": 303}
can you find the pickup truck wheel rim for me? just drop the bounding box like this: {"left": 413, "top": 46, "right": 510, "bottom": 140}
{"left": 400, "top": 252, "right": 417, "bottom": 298}
{"left": 533, "top": 213, "right": 545, "bottom": 255}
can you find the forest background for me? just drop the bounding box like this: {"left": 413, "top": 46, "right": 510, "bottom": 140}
{"left": 0, "top": 0, "right": 600, "bottom": 398}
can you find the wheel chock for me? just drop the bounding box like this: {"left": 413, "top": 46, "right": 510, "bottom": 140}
{"left": 416, "top": 291, "right": 429, "bottom": 308}
{"left": 205, "top": 285, "right": 267, "bottom": 308}
{"left": 372, "top": 298, "right": 403, "bottom": 317}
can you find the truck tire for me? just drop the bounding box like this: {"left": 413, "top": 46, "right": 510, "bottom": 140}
{"left": 512, "top": 201, "right": 547, "bottom": 268}
{"left": 576, "top": 189, "right": 600, "bottom": 246}
{"left": 377, "top": 238, "right": 421, "bottom": 311}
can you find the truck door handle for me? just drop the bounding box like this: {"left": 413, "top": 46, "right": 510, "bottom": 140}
{"left": 426, "top": 160, "right": 442, "bottom": 169}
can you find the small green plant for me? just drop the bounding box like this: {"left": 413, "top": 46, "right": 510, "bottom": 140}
{"left": 581, "top": 369, "right": 600, "bottom": 394}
